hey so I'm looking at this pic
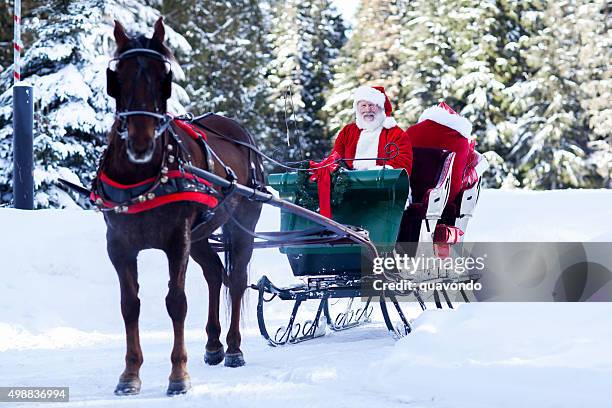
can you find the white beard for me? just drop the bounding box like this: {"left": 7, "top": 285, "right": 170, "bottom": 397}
{"left": 355, "top": 110, "right": 385, "bottom": 131}
{"left": 354, "top": 110, "right": 385, "bottom": 170}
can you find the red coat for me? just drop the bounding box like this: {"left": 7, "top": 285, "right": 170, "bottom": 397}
{"left": 332, "top": 123, "right": 413, "bottom": 176}
{"left": 406, "top": 119, "right": 471, "bottom": 204}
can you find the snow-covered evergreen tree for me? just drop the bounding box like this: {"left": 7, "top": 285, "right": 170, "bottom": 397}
{"left": 577, "top": 0, "right": 611, "bottom": 187}
{"left": 162, "top": 0, "right": 269, "bottom": 139}
{"left": 394, "top": 0, "right": 456, "bottom": 125}
{"left": 0, "top": 0, "right": 190, "bottom": 208}
{"left": 0, "top": 0, "right": 14, "bottom": 77}
{"left": 394, "top": 0, "right": 538, "bottom": 188}
{"left": 393, "top": 0, "right": 609, "bottom": 189}
{"left": 264, "top": 0, "right": 346, "bottom": 163}
{"left": 502, "top": 0, "right": 602, "bottom": 189}
{"left": 325, "top": 0, "right": 404, "bottom": 136}
{"left": 0, "top": 0, "right": 38, "bottom": 93}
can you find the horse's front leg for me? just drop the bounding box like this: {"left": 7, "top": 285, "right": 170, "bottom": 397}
{"left": 108, "top": 241, "right": 143, "bottom": 396}
{"left": 164, "top": 232, "right": 191, "bottom": 396}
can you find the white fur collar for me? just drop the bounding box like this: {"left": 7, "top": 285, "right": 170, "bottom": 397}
{"left": 354, "top": 127, "right": 381, "bottom": 170}
{"left": 418, "top": 106, "right": 473, "bottom": 139}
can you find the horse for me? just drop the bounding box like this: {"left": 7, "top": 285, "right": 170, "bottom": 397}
{"left": 97, "top": 17, "right": 264, "bottom": 396}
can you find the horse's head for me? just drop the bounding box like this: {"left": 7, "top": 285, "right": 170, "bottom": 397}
{"left": 107, "top": 18, "right": 173, "bottom": 163}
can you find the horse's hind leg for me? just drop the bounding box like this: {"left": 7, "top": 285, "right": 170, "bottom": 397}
{"left": 190, "top": 241, "right": 225, "bottom": 365}
{"left": 108, "top": 243, "right": 143, "bottom": 396}
{"left": 224, "top": 204, "right": 262, "bottom": 367}
{"left": 164, "top": 233, "right": 192, "bottom": 395}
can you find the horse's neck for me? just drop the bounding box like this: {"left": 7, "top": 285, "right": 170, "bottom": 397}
{"left": 103, "top": 141, "right": 163, "bottom": 184}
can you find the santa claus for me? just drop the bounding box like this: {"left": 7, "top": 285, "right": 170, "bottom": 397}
{"left": 331, "top": 86, "right": 412, "bottom": 175}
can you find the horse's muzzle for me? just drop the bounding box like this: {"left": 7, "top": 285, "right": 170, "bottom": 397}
{"left": 127, "top": 138, "right": 156, "bottom": 163}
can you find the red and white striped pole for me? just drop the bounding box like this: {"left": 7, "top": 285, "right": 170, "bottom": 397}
{"left": 13, "top": 0, "right": 21, "bottom": 82}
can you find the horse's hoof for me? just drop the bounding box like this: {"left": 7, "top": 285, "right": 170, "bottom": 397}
{"left": 204, "top": 347, "right": 225, "bottom": 365}
{"left": 224, "top": 352, "right": 245, "bottom": 368}
{"left": 114, "top": 378, "right": 141, "bottom": 396}
{"left": 166, "top": 378, "right": 191, "bottom": 396}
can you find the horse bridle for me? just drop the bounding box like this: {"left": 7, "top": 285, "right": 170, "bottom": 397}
{"left": 106, "top": 48, "right": 173, "bottom": 141}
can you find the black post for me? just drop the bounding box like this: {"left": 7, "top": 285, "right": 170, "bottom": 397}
{"left": 12, "top": 84, "right": 34, "bottom": 209}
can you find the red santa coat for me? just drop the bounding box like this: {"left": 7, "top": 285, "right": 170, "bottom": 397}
{"left": 406, "top": 103, "right": 475, "bottom": 204}
{"left": 332, "top": 123, "right": 413, "bottom": 176}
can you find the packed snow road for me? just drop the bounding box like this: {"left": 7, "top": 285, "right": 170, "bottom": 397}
{"left": 1, "top": 189, "right": 612, "bottom": 407}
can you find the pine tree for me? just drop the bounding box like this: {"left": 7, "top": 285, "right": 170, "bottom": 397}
{"left": 264, "top": 0, "right": 346, "bottom": 164}
{"left": 297, "top": 0, "right": 346, "bottom": 159}
{"left": 325, "top": 0, "right": 405, "bottom": 137}
{"left": 578, "top": 0, "right": 611, "bottom": 187}
{"left": 394, "top": 0, "right": 539, "bottom": 188}
{"left": 394, "top": 0, "right": 457, "bottom": 125}
{"left": 161, "top": 0, "right": 269, "bottom": 139}
{"left": 0, "top": 0, "right": 38, "bottom": 94}
{"left": 0, "top": 0, "right": 14, "bottom": 78}
{"left": 394, "top": 0, "right": 609, "bottom": 189}
{"left": 0, "top": 0, "right": 190, "bottom": 207}
{"left": 502, "top": 0, "right": 601, "bottom": 189}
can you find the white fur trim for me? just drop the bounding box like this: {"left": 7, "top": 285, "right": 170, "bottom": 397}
{"left": 353, "top": 86, "right": 386, "bottom": 109}
{"left": 383, "top": 116, "right": 397, "bottom": 129}
{"left": 418, "top": 106, "right": 473, "bottom": 139}
{"left": 474, "top": 151, "right": 489, "bottom": 177}
{"left": 354, "top": 128, "right": 382, "bottom": 170}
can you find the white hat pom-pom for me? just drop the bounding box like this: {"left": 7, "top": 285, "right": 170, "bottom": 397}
{"left": 383, "top": 116, "right": 397, "bottom": 129}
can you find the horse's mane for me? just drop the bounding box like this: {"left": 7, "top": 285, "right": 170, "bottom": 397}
{"left": 115, "top": 34, "right": 175, "bottom": 61}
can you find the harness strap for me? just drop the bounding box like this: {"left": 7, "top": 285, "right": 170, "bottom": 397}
{"left": 91, "top": 169, "right": 218, "bottom": 214}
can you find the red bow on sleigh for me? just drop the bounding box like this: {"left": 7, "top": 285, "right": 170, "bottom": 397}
{"left": 308, "top": 151, "right": 341, "bottom": 218}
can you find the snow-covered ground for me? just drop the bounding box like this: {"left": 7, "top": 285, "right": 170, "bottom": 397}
{"left": 1, "top": 189, "right": 612, "bottom": 407}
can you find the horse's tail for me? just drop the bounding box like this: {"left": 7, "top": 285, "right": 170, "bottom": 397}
{"left": 221, "top": 224, "right": 232, "bottom": 287}
{"left": 221, "top": 222, "right": 252, "bottom": 324}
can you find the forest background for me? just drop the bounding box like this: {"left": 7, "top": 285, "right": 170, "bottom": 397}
{"left": 0, "top": 0, "right": 609, "bottom": 208}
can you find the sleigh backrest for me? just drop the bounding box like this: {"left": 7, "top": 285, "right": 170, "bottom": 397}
{"left": 406, "top": 119, "right": 487, "bottom": 246}
{"left": 409, "top": 147, "right": 454, "bottom": 205}
{"left": 408, "top": 120, "right": 472, "bottom": 206}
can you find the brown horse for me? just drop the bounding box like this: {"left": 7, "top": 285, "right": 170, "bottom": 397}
{"left": 99, "top": 18, "right": 264, "bottom": 395}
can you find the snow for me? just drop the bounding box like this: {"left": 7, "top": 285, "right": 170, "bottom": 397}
{"left": 1, "top": 189, "right": 611, "bottom": 407}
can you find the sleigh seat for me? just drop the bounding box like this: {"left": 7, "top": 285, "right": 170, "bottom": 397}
{"left": 398, "top": 119, "right": 488, "bottom": 256}
{"left": 396, "top": 147, "right": 454, "bottom": 255}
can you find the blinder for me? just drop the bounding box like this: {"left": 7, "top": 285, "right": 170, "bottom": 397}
{"left": 162, "top": 70, "right": 172, "bottom": 101}
{"left": 106, "top": 67, "right": 120, "bottom": 99}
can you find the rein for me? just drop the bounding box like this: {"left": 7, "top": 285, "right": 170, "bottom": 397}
{"left": 188, "top": 117, "right": 399, "bottom": 172}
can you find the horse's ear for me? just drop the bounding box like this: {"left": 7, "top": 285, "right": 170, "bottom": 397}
{"left": 113, "top": 20, "right": 129, "bottom": 49}
{"left": 153, "top": 17, "right": 165, "bottom": 44}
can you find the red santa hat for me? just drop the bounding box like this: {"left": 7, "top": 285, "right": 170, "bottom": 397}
{"left": 353, "top": 86, "right": 397, "bottom": 129}
{"left": 418, "top": 102, "right": 473, "bottom": 139}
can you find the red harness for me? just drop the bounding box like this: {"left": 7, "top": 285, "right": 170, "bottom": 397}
{"left": 91, "top": 119, "right": 219, "bottom": 214}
